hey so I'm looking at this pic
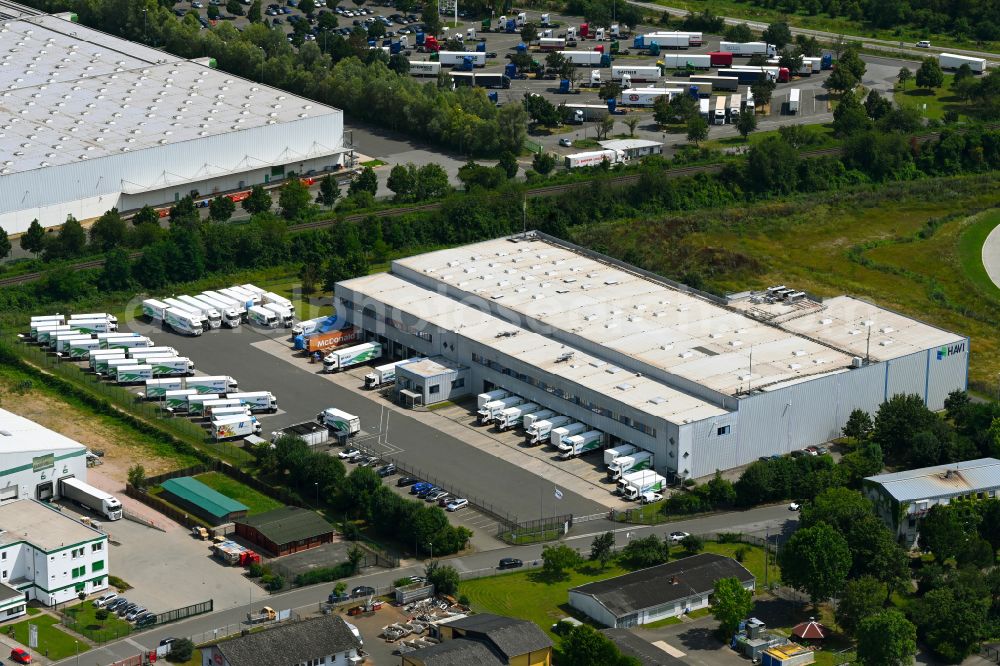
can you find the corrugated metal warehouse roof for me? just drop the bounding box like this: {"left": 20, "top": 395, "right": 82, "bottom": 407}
{"left": 865, "top": 458, "right": 1000, "bottom": 501}
{"left": 160, "top": 476, "right": 248, "bottom": 518}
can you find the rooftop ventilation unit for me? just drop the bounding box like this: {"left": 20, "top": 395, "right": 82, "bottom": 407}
{"left": 555, "top": 352, "right": 575, "bottom": 363}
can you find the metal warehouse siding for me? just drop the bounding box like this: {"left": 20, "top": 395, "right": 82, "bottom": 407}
{"left": 926, "top": 339, "right": 969, "bottom": 409}
{"left": 885, "top": 351, "right": 927, "bottom": 403}
{"left": 831, "top": 362, "right": 887, "bottom": 423}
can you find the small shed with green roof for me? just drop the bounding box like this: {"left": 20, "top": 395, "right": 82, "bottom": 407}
{"left": 235, "top": 507, "right": 334, "bottom": 556}
{"left": 160, "top": 476, "right": 249, "bottom": 525}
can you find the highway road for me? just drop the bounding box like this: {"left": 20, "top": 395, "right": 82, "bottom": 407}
{"left": 626, "top": 0, "right": 1000, "bottom": 64}
{"left": 50, "top": 503, "right": 797, "bottom": 665}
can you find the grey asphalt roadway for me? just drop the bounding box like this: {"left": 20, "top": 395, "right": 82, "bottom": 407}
{"left": 625, "top": 0, "right": 1000, "bottom": 64}
{"left": 123, "top": 319, "right": 605, "bottom": 521}
{"left": 51, "top": 502, "right": 796, "bottom": 666}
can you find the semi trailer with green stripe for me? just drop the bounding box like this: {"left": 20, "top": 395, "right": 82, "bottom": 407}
{"left": 323, "top": 342, "right": 383, "bottom": 373}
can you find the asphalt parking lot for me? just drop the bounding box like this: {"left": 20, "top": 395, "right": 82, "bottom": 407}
{"left": 123, "top": 317, "right": 608, "bottom": 523}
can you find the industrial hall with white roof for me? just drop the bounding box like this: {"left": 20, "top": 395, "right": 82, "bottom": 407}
{"left": 0, "top": 0, "right": 348, "bottom": 235}
{"left": 336, "top": 233, "right": 969, "bottom": 480}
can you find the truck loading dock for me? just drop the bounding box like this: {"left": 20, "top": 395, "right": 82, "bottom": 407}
{"left": 336, "top": 232, "right": 968, "bottom": 482}
{"left": 0, "top": 408, "right": 89, "bottom": 503}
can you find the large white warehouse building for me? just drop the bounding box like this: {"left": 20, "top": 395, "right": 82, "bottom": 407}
{"left": 0, "top": 1, "right": 348, "bottom": 234}
{"left": 336, "top": 233, "right": 969, "bottom": 480}
{"left": 0, "top": 408, "right": 88, "bottom": 502}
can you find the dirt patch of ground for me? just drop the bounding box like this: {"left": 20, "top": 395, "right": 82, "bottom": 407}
{"left": 0, "top": 382, "right": 194, "bottom": 482}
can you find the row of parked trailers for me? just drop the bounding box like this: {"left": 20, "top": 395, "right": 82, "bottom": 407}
{"left": 142, "top": 284, "right": 295, "bottom": 336}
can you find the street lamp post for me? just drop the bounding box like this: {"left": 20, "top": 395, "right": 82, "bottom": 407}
{"left": 427, "top": 542, "right": 433, "bottom": 559}
{"left": 142, "top": 9, "right": 147, "bottom": 43}
{"left": 314, "top": 482, "right": 319, "bottom": 507}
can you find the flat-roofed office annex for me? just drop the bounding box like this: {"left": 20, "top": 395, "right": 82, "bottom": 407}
{"left": 0, "top": 1, "right": 348, "bottom": 235}
{"left": 337, "top": 234, "right": 968, "bottom": 479}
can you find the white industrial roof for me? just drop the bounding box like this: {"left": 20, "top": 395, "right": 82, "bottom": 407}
{"left": 0, "top": 9, "right": 338, "bottom": 175}
{"left": 392, "top": 237, "right": 964, "bottom": 396}
{"left": 599, "top": 139, "right": 663, "bottom": 150}
{"left": 342, "top": 272, "right": 728, "bottom": 425}
{"left": 399, "top": 356, "right": 466, "bottom": 378}
{"left": 866, "top": 458, "right": 1000, "bottom": 502}
{"left": 0, "top": 498, "right": 104, "bottom": 551}
{"left": 0, "top": 408, "right": 87, "bottom": 455}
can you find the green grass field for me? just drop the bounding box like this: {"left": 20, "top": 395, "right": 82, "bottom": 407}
{"left": 193, "top": 471, "right": 284, "bottom": 515}
{"left": 701, "top": 542, "right": 781, "bottom": 586}
{"left": 703, "top": 122, "right": 838, "bottom": 151}
{"left": 64, "top": 601, "right": 134, "bottom": 642}
{"left": 9, "top": 613, "right": 88, "bottom": 660}
{"left": 894, "top": 75, "right": 965, "bottom": 120}
{"left": 649, "top": 0, "right": 995, "bottom": 54}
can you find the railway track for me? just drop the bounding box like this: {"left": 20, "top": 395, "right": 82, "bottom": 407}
{"left": 0, "top": 137, "right": 942, "bottom": 289}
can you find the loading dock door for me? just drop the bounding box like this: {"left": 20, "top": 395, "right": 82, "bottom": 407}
{"left": 0, "top": 485, "right": 16, "bottom": 502}
{"left": 35, "top": 481, "right": 52, "bottom": 501}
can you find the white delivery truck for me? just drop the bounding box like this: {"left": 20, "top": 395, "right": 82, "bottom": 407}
{"left": 618, "top": 471, "right": 667, "bottom": 500}
{"left": 221, "top": 286, "right": 259, "bottom": 308}
{"left": 496, "top": 403, "right": 540, "bottom": 432}
{"left": 164, "top": 389, "right": 198, "bottom": 411}
{"left": 620, "top": 88, "right": 682, "bottom": 107}
{"left": 607, "top": 450, "right": 654, "bottom": 480}
{"left": 539, "top": 37, "right": 566, "bottom": 50}
{"left": 787, "top": 87, "right": 800, "bottom": 114}
{"left": 178, "top": 295, "right": 223, "bottom": 329}
{"left": 91, "top": 352, "right": 127, "bottom": 375}
{"left": 477, "top": 389, "right": 510, "bottom": 409}
{"left": 939, "top": 53, "right": 986, "bottom": 74}
{"left": 56, "top": 335, "right": 94, "bottom": 356}
{"left": 31, "top": 314, "right": 65, "bottom": 327}
{"left": 35, "top": 325, "right": 77, "bottom": 345}
{"left": 318, "top": 408, "right": 361, "bottom": 437}
{"left": 263, "top": 302, "right": 294, "bottom": 328}
{"left": 699, "top": 97, "right": 711, "bottom": 119}
{"left": 729, "top": 93, "right": 742, "bottom": 118}
{"left": 104, "top": 336, "right": 153, "bottom": 351}
{"left": 202, "top": 291, "right": 247, "bottom": 318}
{"left": 116, "top": 365, "right": 153, "bottom": 384}
{"left": 164, "top": 298, "right": 211, "bottom": 330}
{"left": 211, "top": 405, "right": 253, "bottom": 419}
{"left": 248, "top": 305, "right": 279, "bottom": 328}
{"left": 128, "top": 347, "right": 181, "bottom": 361}
{"left": 364, "top": 359, "right": 418, "bottom": 389}
{"left": 719, "top": 41, "right": 776, "bottom": 57}
{"left": 200, "top": 399, "right": 248, "bottom": 417}
{"left": 238, "top": 283, "right": 266, "bottom": 299}
{"left": 187, "top": 375, "right": 239, "bottom": 393}
{"left": 104, "top": 357, "right": 161, "bottom": 376}
{"left": 438, "top": 51, "right": 486, "bottom": 67}
{"left": 71, "top": 312, "right": 119, "bottom": 326}
{"left": 550, "top": 421, "right": 587, "bottom": 447}
{"left": 612, "top": 65, "right": 660, "bottom": 82}
{"left": 565, "top": 149, "right": 622, "bottom": 167}
{"left": 142, "top": 298, "right": 170, "bottom": 322}
{"left": 145, "top": 378, "right": 185, "bottom": 399}
{"left": 59, "top": 477, "right": 122, "bottom": 520}
{"left": 187, "top": 394, "right": 223, "bottom": 416}
{"left": 478, "top": 396, "right": 524, "bottom": 425}
{"left": 644, "top": 32, "right": 689, "bottom": 48}
{"left": 604, "top": 443, "right": 638, "bottom": 467}
{"left": 558, "top": 50, "right": 605, "bottom": 66}
{"left": 558, "top": 430, "right": 604, "bottom": 458}
{"left": 658, "top": 54, "right": 711, "bottom": 69}
{"left": 194, "top": 294, "right": 241, "bottom": 328}
{"left": 88, "top": 349, "right": 126, "bottom": 371}
{"left": 211, "top": 415, "right": 262, "bottom": 441}
{"left": 522, "top": 410, "right": 556, "bottom": 432}
{"left": 527, "top": 415, "right": 572, "bottom": 445}
{"left": 409, "top": 60, "right": 442, "bottom": 76}
{"left": 227, "top": 391, "right": 278, "bottom": 413}
{"left": 71, "top": 319, "right": 118, "bottom": 334}
{"left": 148, "top": 357, "right": 196, "bottom": 377}
{"left": 714, "top": 95, "right": 727, "bottom": 124}
{"left": 164, "top": 308, "right": 203, "bottom": 336}
{"left": 323, "top": 342, "right": 383, "bottom": 373}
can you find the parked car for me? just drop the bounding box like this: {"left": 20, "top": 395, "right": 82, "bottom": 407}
{"left": 410, "top": 482, "right": 432, "bottom": 495}
{"left": 498, "top": 557, "right": 523, "bottom": 569}
{"left": 789, "top": 501, "right": 801, "bottom": 511}
{"left": 559, "top": 138, "right": 573, "bottom": 147}
{"left": 135, "top": 613, "right": 157, "bottom": 628}
{"left": 127, "top": 606, "right": 147, "bottom": 621}
{"left": 916, "top": 40, "right": 931, "bottom": 47}
{"left": 118, "top": 603, "right": 138, "bottom": 617}
{"left": 437, "top": 494, "right": 454, "bottom": 507}
{"left": 804, "top": 446, "right": 819, "bottom": 456}
{"left": 377, "top": 463, "right": 397, "bottom": 477}
{"left": 816, "top": 446, "right": 828, "bottom": 455}
{"left": 328, "top": 590, "right": 350, "bottom": 603}
{"left": 396, "top": 476, "right": 418, "bottom": 487}
{"left": 417, "top": 486, "right": 440, "bottom": 499}
{"left": 668, "top": 531, "right": 689, "bottom": 543}
{"left": 351, "top": 585, "right": 376, "bottom": 598}
{"left": 446, "top": 498, "right": 469, "bottom": 512}
{"left": 107, "top": 597, "right": 129, "bottom": 612}
{"left": 93, "top": 592, "right": 117, "bottom": 607}
{"left": 9, "top": 648, "right": 31, "bottom": 664}
{"left": 159, "top": 638, "right": 176, "bottom": 648}
{"left": 347, "top": 605, "right": 365, "bottom": 616}
{"left": 640, "top": 491, "right": 662, "bottom": 504}
{"left": 425, "top": 489, "right": 448, "bottom": 502}
{"left": 338, "top": 447, "right": 359, "bottom": 459}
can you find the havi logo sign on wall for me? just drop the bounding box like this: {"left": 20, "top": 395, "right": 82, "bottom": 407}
{"left": 937, "top": 342, "right": 967, "bottom": 360}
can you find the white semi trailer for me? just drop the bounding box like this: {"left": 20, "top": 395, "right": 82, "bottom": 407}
{"left": 59, "top": 477, "right": 123, "bottom": 520}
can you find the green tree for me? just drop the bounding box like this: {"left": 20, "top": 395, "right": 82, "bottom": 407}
{"left": 590, "top": 531, "right": 615, "bottom": 568}
{"left": 712, "top": 577, "right": 754, "bottom": 638}
{"left": 132, "top": 205, "right": 159, "bottom": 227}
{"left": 596, "top": 115, "right": 615, "bottom": 141}
{"left": 349, "top": 166, "right": 379, "bottom": 197}
{"left": 520, "top": 22, "right": 538, "bottom": 43}
{"left": 242, "top": 185, "right": 272, "bottom": 215}
{"left": 226, "top": 0, "right": 244, "bottom": 15}
{"left": 541, "top": 543, "right": 581, "bottom": 579}
{"left": 624, "top": 114, "right": 640, "bottom": 137}
{"left": 498, "top": 151, "right": 518, "bottom": 179}
{"left": 913, "top": 582, "right": 989, "bottom": 663}
{"left": 209, "top": 196, "right": 236, "bottom": 222}
{"left": 317, "top": 174, "right": 340, "bottom": 208}
{"left": 779, "top": 522, "right": 851, "bottom": 602}
{"left": 424, "top": 561, "right": 460, "bottom": 595}
{"left": 916, "top": 58, "right": 945, "bottom": 90}
{"left": 832, "top": 89, "right": 872, "bottom": 137}
{"left": 897, "top": 66, "right": 913, "bottom": 90}
{"left": 560, "top": 624, "right": 639, "bottom": 666}
{"left": 299, "top": 0, "right": 316, "bottom": 11}
{"left": 846, "top": 515, "right": 909, "bottom": 589}
{"left": 735, "top": 107, "right": 757, "bottom": 140}
{"left": 751, "top": 80, "right": 776, "bottom": 107}
{"left": 207, "top": 5, "right": 220, "bottom": 19}
{"left": 680, "top": 534, "right": 704, "bottom": 555}
{"left": 838, "top": 46, "right": 867, "bottom": 80}
{"left": 414, "top": 164, "right": 450, "bottom": 200}
{"left": 20, "top": 219, "right": 48, "bottom": 256}
{"left": 746, "top": 136, "right": 799, "bottom": 193}
{"left": 421, "top": 1, "right": 441, "bottom": 35}
{"left": 920, "top": 503, "right": 980, "bottom": 562}
{"left": 686, "top": 115, "right": 708, "bottom": 145}
{"left": 872, "top": 394, "right": 940, "bottom": 462}
{"left": 40, "top": 264, "right": 91, "bottom": 300}
{"left": 58, "top": 215, "right": 87, "bottom": 258}
{"left": 387, "top": 164, "right": 416, "bottom": 201}
{"left": 525, "top": 93, "right": 561, "bottom": 127}
{"left": 95, "top": 608, "right": 109, "bottom": 622}
{"left": 278, "top": 178, "right": 312, "bottom": 219}
{"left": 388, "top": 53, "right": 410, "bottom": 75}
{"left": 621, "top": 534, "right": 669, "bottom": 568}
{"left": 800, "top": 487, "right": 873, "bottom": 534}
{"left": 248, "top": 0, "right": 261, "bottom": 23}
{"left": 598, "top": 80, "right": 623, "bottom": 101}
{"left": 532, "top": 151, "right": 555, "bottom": 175}
{"left": 824, "top": 65, "right": 858, "bottom": 94}
{"left": 0, "top": 227, "right": 9, "bottom": 259}
{"left": 836, "top": 576, "right": 887, "bottom": 635}
{"left": 762, "top": 22, "right": 792, "bottom": 48}
{"left": 842, "top": 408, "right": 873, "bottom": 441}
{"left": 723, "top": 22, "right": 753, "bottom": 43}
{"left": 367, "top": 19, "right": 385, "bottom": 39}
{"left": 89, "top": 208, "right": 127, "bottom": 252}
{"left": 856, "top": 609, "right": 916, "bottom": 666}
{"left": 99, "top": 248, "right": 133, "bottom": 292}
{"left": 864, "top": 89, "right": 892, "bottom": 120}
{"left": 127, "top": 464, "right": 146, "bottom": 490}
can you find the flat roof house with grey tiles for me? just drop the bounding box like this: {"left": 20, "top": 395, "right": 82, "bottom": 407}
{"left": 569, "top": 554, "right": 754, "bottom": 628}
{"left": 864, "top": 457, "right": 1000, "bottom": 546}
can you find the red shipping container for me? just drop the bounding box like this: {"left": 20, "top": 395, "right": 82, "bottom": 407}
{"left": 709, "top": 51, "right": 733, "bottom": 67}
{"left": 305, "top": 327, "right": 361, "bottom": 354}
